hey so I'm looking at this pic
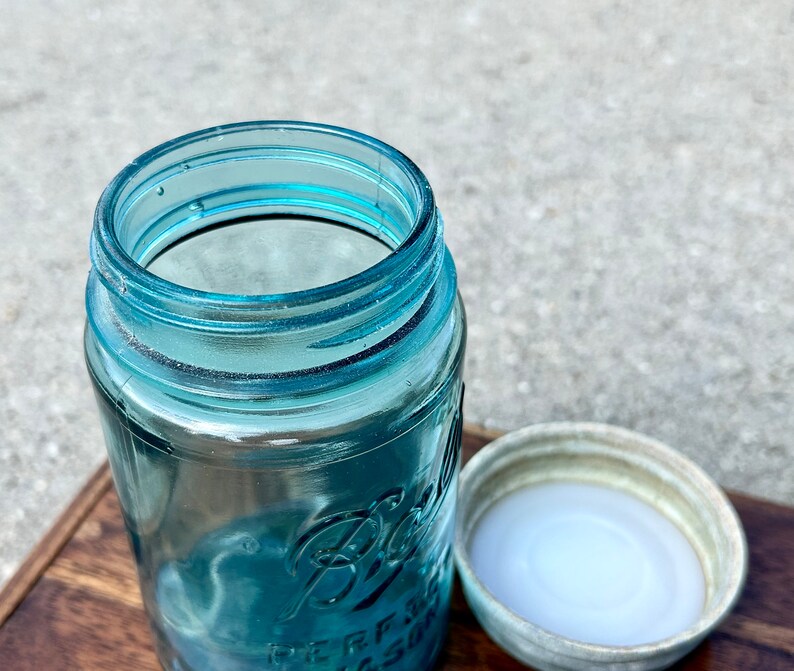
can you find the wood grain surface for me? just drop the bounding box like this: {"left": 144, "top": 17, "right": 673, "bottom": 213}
{"left": 0, "top": 426, "right": 792, "bottom": 670}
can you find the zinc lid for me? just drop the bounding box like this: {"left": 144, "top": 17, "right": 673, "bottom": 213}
{"left": 454, "top": 422, "right": 748, "bottom": 671}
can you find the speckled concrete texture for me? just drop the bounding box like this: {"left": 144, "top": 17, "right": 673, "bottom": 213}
{"left": 1, "top": 1, "right": 792, "bottom": 587}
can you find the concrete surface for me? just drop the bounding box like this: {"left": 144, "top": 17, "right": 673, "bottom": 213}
{"left": 1, "top": 1, "right": 792, "bottom": 588}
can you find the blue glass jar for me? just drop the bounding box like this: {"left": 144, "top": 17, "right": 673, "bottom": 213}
{"left": 84, "top": 122, "right": 466, "bottom": 671}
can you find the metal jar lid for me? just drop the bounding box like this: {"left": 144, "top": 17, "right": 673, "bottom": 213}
{"left": 454, "top": 422, "right": 748, "bottom": 671}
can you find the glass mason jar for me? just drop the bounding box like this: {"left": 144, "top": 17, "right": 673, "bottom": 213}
{"left": 84, "top": 122, "right": 466, "bottom": 671}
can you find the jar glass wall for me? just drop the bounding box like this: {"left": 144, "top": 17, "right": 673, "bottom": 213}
{"left": 84, "top": 122, "right": 466, "bottom": 671}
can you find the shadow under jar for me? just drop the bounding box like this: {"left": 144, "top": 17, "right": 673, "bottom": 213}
{"left": 84, "top": 122, "right": 466, "bottom": 671}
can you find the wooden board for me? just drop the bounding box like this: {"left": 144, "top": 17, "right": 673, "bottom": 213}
{"left": 0, "top": 426, "right": 792, "bottom": 670}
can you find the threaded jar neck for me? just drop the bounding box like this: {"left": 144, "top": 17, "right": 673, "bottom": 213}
{"left": 86, "top": 122, "right": 447, "bottom": 395}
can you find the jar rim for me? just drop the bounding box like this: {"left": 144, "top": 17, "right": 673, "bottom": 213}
{"left": 92, "top": 120, "right": 436, "bottom": 311}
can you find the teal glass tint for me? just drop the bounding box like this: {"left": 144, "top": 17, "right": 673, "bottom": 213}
{"left": 84, "top": 122, "right": 466, "bottom": 671}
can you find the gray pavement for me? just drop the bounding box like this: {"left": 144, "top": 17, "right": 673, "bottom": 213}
{"left": 1, "top": 0, "right": 792, "bottom": 588}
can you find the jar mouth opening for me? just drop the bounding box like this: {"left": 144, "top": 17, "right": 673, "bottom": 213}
{"left": 93, "top": 121, "right": 436, "bottom": 310}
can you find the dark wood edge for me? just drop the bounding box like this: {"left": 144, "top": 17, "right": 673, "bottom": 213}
{"left": 461, "top": 422, "right": 503, "bottom": 443}
{"left": 0, "top": 462, "right": 113, "bottom": 626}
